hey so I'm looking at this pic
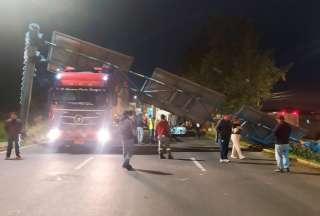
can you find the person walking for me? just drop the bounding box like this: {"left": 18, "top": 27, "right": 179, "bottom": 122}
{"left": 216, "top": 115, "right": 233, "bottom": 163}
{"left": 4, "top": 112, "right": 23, "bottom": 160}
{"left": 147, "top": 115, "right": 155, "bottom": 144}
{"left": 155, "top": 114, "right": 173, "bottom": 159}
{"left": 120, "top": 110, "right": 135, "bottom": 171}
{"left": 273, "top": 115, "right": 292, "bottom": 173}
{"left": 135, "top": 111, "right": 144, "bottom": 144}
{"left": 230, "top": 118, "right": 246, "bottom": 160}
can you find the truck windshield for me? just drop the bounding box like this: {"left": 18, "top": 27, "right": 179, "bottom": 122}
{"left": 51, "top": 88, "right": 108, "bottom": 106}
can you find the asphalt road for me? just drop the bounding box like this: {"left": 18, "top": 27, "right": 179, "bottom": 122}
{"left": 0, "top": 138, "right": 319, "bottom": 216}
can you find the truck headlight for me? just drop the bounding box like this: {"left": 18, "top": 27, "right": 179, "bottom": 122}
{"left": 97, "top": 129, "right": 110, "bottom": 143}
{"left": 47, "top": 128, "right": 61, "bottom": 141}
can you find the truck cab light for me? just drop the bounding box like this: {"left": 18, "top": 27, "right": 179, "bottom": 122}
{"left": 47, "top": 128, "right": 61, "bottom": 141}
{"left": 102, "top": 75, "right": 108, "bottom": 81}
{"left": 97, "top": 129, "right": 110, "bottom": 143}
{"left": 56, "top": 73, "right": 62, "bottom": 80}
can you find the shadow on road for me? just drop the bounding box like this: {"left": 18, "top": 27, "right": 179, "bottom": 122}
{"left": 246, "top": 158, "right": 275, "bottom": 162}
{"left": 174, "top": 158, "right": 205, "bottom": 162}
{"left": 135, "top": 169, "right": 173, "bottom": 175}
{"left": 289, "top": 171, "right": 320, "bottom": 176}
{"left": 41, "top": 143, "right": 222, "bottom": 155}
{"left": 174, "top": 147, "right": 220, "bottom": 152}
{"left": 233, "top": 161, "right": 276, "bottom": 166}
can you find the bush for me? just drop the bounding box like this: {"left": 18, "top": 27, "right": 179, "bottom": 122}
{"left": 206, "top": 128, "right": 216, "bottom": 139}
{"left": 0, "top": 121, "right": 6, "bottom": 142}
{"left": 290, "top": 144, "right": 320, "bottom": 163}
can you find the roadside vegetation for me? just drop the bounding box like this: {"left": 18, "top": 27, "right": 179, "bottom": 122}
{"left": 183, "top": 17, "right": 291, "bottom": 112}
{"left": 0, "top": 119, "right": 6, "bottom": 142}
{"left": 290, "top": 144, "right": 320, "bottom": 164}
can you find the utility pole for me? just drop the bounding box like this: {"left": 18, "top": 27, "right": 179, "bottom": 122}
{"left": 20, "top": 23, "right": 43, "bottom": 127}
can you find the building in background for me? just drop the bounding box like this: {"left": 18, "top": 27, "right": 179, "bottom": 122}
{"left": 262, "top": 91, "right": 320, "bottom": 139}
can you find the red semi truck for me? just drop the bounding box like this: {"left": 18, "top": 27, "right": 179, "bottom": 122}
{"left": 47, "top": 67, "right": 127, "bottom": 146}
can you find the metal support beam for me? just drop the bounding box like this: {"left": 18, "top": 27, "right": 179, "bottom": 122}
{"left": 183, "top": 97, "right": 194, "bottom": 111}
{"left": 168, "top": 91, "right": 178, "bottom": 104}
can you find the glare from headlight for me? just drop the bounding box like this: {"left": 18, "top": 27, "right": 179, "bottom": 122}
{"left": 47, "top": 128, "right": 61, "bottom": 141}
{"left": 97, "top": 129, "right": 110, "bottom": 143}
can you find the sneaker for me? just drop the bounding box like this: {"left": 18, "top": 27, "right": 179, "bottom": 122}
{"left": 284, "top": 168, "right": 290, "bottom": 173}
{"left": 230, "top": 155, "right": 237, "bottom": 159}
{"left": 239, "top": 156, "right": 246, "bottom": 160}
{"left": 122, "top": 161, "right": 129, "bottom": 168}
{"left": 223, "top": 159, "right": 230, "bottom": 163}
{"left": 5, "top": 157, "right": 10, "bottom": 160}
{"left": 122, "top": 163, "right": 134, "bottom": 171}
{"left": 219, "top": 159, "right": 224, "bottom": 163}
{"left": 126, "top": 164, "right": 135, "bottom": 171}
{"left": 274, "top": 168, "right": 284, "bottom": 173}
{"left": 16, "top": 156, "right": 22, "bottom": 160}
{"left": 168, "top": 154, "right": 174, "bottom": 160}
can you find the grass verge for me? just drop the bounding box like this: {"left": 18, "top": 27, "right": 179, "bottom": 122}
{"left": 0, "top": 121, "right": 6, "bottom": 142}
{"left": 263, "top": 147, "right": 320, "bottom": 169}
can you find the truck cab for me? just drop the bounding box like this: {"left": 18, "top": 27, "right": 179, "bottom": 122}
{"left": 47, "top": 68, "right": 118, "bottom": 146}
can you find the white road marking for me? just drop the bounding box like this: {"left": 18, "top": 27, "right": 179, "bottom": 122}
{"left": 74, "top": 157, "right": 95, "bottom": 170}
{"left": 190, "top": 157, "right": 207, "bottom": 172}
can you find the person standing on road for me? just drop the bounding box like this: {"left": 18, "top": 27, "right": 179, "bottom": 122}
{"left": 4, "top": 112, "right": 23, "bottom": 160}
{"left": 156, "top": 114, "right": 173, "bottom": 159}
{"left": 147, "top": 115, "right": 155, "bottom": 144}
{"left": 230, "top": 118, "right": 246, "bottom": 160}
{"left": 120, "top": 110, "right": 135, "bottom": 171}
{"left": 216, "top": 115, "right": 233, "bottom": 163}
{"left": 273, "top": 115, "right": 292, "bottom": 173}
{"left": 135, "top": 111, "right": 144, "bottom": 144}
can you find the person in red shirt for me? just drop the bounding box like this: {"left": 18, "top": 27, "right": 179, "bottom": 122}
{"left": 155, "top": 114, "right": 173, "bottom": 159}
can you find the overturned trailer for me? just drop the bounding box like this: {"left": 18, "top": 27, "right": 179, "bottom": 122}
{"left": 135, "top": 68, "right": 226, "bottom": 123}
{"left": 236, "top": 106, "right": 307, "bottom": 146}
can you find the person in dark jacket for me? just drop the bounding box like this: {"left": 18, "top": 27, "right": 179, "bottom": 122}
{"left": 216, "top": 115, "right": 233, "bottom": 163}
{"left": 4, "top": 112, "right": 23, "bottom": 160}
{"left": 273, "top": 115, "right": 292, "bottom": 172}
{"left": 120, "top": 110, "right": 135, "bottom": 170}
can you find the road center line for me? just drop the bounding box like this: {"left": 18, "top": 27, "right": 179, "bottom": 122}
{"left": 190, "top": 157, "right": 207, "bottom": 172}
{"left": 74, "top": 157, "right": 95, "bottom": 170}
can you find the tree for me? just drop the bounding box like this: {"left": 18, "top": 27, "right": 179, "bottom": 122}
{"left": 184, "top": 17, "right": 290, "bottom": 112}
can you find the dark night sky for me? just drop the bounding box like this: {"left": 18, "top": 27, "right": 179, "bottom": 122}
{"left": 0, "top": 0, "right": 319, "bottom": 111}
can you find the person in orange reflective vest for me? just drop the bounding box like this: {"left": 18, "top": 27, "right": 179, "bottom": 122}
{"left": 147, "top": 116, "right": 155, "bottom": 144}
{"left": 155, "top": 114, "right": 173, "bottom": 159}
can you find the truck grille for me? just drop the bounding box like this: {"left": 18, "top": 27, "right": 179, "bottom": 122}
{"left": 53, "top": 108, "right": 105, "bottom": 126}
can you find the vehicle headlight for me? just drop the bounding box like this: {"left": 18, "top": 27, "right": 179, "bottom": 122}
{"left": 47, "top": 128, "right": 61, "bottom": 141}
{"left": 97, "top": 129, "right": 110, "bottom": 143}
